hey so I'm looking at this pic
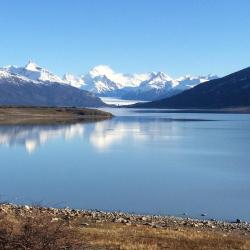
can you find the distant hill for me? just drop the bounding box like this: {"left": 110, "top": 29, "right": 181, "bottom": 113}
{"left": 0, "top": 63, "right": 105, "bottom": 107}
{"left": 132, "top": 67, "right": 250, "bottom": 108}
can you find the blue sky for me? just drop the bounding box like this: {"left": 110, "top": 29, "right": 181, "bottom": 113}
{"left": 0, "top": 0, "right": 249, "bottom": 77}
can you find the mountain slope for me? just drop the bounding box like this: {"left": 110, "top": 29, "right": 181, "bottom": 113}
{"left": 5, "top": 61, "right": 65, "bottom": 83}
{"left": 120, "top": 73, "right": 217, "bottom": 101}
{"left": 72, "top": 66, "right": 217, "bottom": 101}
{"left": 0, "top": 69, "right": 105, "bottom": 107}
{"left": 133, "top": 67, "right": 250, "bottom": 108}
{"left": 0, "top": 61, "right": 218, "bottom": 104}
{"left": 80, "top": 65, "right": 151, "bottom": 97}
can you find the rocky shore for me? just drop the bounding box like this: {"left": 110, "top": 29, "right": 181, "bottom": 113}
{"left": 1, "top": 203, "right": 249, "bottom": 233}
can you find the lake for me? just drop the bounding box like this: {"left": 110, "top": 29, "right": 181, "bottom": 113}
{"left": 0, "top": 108, "right": 250, "bottom": 222}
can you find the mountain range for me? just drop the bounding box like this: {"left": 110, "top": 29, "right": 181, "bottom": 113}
{"left": 62, "top": 65, "right": 218, "bottom": 101}
{"left": 133, "top": 67, "right": 250, "bottom": 109}
{"left": 0, "top": 61, "right": 249, "bottom": 109}
{"left": 0, "top": 62, "right": 218, "bottom": 105}
{"left": 0, "top": 62, "right": 104, "bottom": 107}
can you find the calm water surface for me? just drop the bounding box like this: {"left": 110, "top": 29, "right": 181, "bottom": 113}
{"left": 0, "top": 108, "right": 250, "bottom": 221}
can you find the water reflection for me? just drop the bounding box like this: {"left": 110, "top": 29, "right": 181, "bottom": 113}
{"left": 0, "top": 124, "right": 84, "bottom": 153}
{"left": 0, "top": 110, "right": 250, "bottom": 221}
{"left": 90, "top": 118, "right": 184, "bottom": 151}
{"left": 0, "top": 117, "right": 184, "bottom": 153}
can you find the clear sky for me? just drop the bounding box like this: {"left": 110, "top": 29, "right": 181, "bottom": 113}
{"left": 0, "top": 0, "right": 249, "bottom": 77}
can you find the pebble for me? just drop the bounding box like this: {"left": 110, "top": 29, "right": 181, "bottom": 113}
{"left": 0, "top": 204, "right": 249, "bottom": 233}
{"left": 51, "top": 217, "right": 60, "bottom": 222}
{"left": 116, "top": 217, "right": 127, "bottom": 223}
{"left": 80, "top": 223, "right": 89, "bottom": 227}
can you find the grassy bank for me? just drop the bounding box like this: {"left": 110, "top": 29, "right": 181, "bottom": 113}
{"left": 0, "top": 106, "right": 112, "bottom": 124}
{"left": 0, "top": 204, "right": 250, "bottom": 249}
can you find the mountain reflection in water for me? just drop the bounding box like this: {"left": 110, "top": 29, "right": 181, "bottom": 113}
{"left": 0, "top": 109, "right": 250, "bottom": 221}
{"left": 0, "top": 116, "right": 185, "bottom": 153}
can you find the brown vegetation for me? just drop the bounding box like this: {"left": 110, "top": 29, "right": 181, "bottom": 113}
{"left": 0, "top": 205, "right": 250, "bottom": 249}
{"left": 0, "top": 107, "right": 112, "bottom": 125}
{"left": 0, "top": 212, "right": 84, "bottom": 249}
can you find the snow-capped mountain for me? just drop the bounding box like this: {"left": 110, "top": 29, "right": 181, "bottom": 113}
{"left": 87, "top": 65, "right": 151, "bottom": 88}
{"left": 81, "top": 65, "right": 152, "bottom": 97}
{"left": 63, "top": 65, "right": 218, "bottom": 101}
{"left": 63, "top": 73, "right": 84, "bottom": 89}
{"left": 0, "top": 61, "right": 218, "bottom": 102}
{"left": 175, "top": 74, "right": 218, "bottom": 90}
{"left": 133, "top": 67, "right": 250, "bottom": 108}
{"left": 4, "top": 61, "right": 65, "bottom": 83}
{"left": 0, "top": 62, "right": 105, "bottom": 107}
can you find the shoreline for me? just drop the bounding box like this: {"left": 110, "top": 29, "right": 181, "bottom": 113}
{"left": 126, "top": 106, "right": 250, "bottom": 114}
{"left": 1, "top": 203, "right": 250, "bottom": 249}
{"left": 0, "top": 106, "right": 113, "bottom": 125}
{"left": 1, "top": 203, "right": 249, "bottom": 233}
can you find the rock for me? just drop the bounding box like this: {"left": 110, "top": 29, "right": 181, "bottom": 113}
{"left": 95, "top": 220, "right": 103, "bottom": 223}
{"left": 191, "top": 223, "right": 199, "bottom": 228}
{"left": 129, "top": 216, "right": 135, "bottom": 221}
{"left": 201, "top": 213, "right": 207, "bottom": 217}
{"left": 80, "top": 223, "right": 89, "bottom": 227}
{"left": 24, "top": 205, "right": 30, "bottom": 210}
{"left": 115, "top": 217, "right": 127, "bottom": 223}
{"left": 150, "top": 222, "right": 161, "bottom": 228}
{"left": 142, "top": 222, "right": 151, "bottom": 226}
{"left": 51, "top": 217, "right": 60, "bottom": 222}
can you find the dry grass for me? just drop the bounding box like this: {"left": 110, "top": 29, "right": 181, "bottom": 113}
{"left": 0, "top": 209, "right": 250, "bottom": 250}
{"left": 0, "top": 211, "right": 84, "bottom": 250}
{"left": 82, "top": 223, "right": 250, "bottom": 250}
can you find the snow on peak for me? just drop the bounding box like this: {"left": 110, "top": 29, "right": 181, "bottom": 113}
{"left": 0, "top": 69, "right": 11, "bottom": 78}
{"left": 4, "top": 61, "right": 64, "bottom": 83}
{"left": 87, "top": 65, "right": 151, "bottom": 88}
{"left": 25, "top": 60, "right": 40, "bottom": 71}
{"left": 139, "top": 71, "right": 177, "bottom": 91}
{"left": 62, "top": 73, "right": 85, "bottom": 88}
{"left": 70, "top": 65, "right": 218, "bottom": 97}
{"left": 151, "top": 71, "right": 172, "bottom": 81}
{"left": 175, "top": 74, "right": 219, "bottom": 90}
{"left": 89, "top": 65, "right": 114, "bottom": 78}
{"left": 0, "top": 67, "right": 36, "bottom": 83}
{"left": 0, "top": 61, "right": 218, "bottom": 100}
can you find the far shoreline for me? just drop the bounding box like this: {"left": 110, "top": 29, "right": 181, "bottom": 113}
{"left": 0, "top": 106, "right": 113, "bottom": 125}
{"left": 121, "top": 105, "right": 250, "bottom": 114}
